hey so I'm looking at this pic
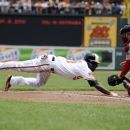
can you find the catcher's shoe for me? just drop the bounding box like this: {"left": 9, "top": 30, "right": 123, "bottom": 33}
{"left": 123, "top": 80, "right": 130, "bottom": 96}
{"left": 4, "top": 75, "right": 12, "bottom": 91}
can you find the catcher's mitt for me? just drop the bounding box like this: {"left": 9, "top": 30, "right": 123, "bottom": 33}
{"left": 108, "top": 75, "right": 123, "bottom": 86}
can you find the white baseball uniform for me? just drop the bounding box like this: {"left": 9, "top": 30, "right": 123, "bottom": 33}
{"left": 0, "top": 54, "right": 96, "bottom": 87}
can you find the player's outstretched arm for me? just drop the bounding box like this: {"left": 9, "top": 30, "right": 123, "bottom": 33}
{"left": 94, "top": 83, "right": 118, "bottom": 97}
{"left": 87, "top": 80, "right": 118, "bottom": 97}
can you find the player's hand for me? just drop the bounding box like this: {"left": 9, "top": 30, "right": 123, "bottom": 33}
{"left": 109, "top": 92, "right": 119, "bottom": 97}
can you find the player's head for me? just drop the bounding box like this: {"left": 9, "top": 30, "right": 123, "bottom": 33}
{"left": 120, "top": 24, "right": 130, "bottom": 43}
{"left": 84, "top": 53, "right": 100, "bottom": 71}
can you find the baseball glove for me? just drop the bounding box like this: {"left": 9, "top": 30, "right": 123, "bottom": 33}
{"left": 108, "top": 75, "right": 123, "bottom": 86}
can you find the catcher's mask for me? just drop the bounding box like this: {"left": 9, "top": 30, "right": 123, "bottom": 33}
{"left": 108, "top": 75, "right": 123, "bottom": 86}
{"left": 120, "top": 24, "right": 130, "bottom": 43}
{"left": 84, "top": 53, "right": 100, "bottom": 72}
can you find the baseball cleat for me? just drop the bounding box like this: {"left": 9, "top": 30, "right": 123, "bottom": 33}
{"left": 4, "top": 75, "right": 12, "bottom": 91}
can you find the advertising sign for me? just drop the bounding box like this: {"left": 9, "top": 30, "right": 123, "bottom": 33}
{"left": 67, "top": 47, "right": 115, "bottom": 70}
{"left": 0, "top": 48, "right": 20, "bottom": 61}
{"left": 0, "top": 46, "right": 115, "bottom": 70}
{"left": 84, "top": 17, "right": 117, "bottom": 48}
{"left": 67, "top": 48, "right": 91, "bottom": 60}
{"left": 32, "top": 47, "right": 55, "bottom": 59}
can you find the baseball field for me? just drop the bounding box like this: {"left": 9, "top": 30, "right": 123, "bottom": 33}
{"left": 0, "top": 48, "right": 130, "bottom": 130}
{"left": 0, "top": 70, "right": 130, "bottom": 130}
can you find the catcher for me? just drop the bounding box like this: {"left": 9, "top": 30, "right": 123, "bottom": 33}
{"left": 108, "top": 24, "right": 130, "bottom": 96}
{"left": 0, "top": 53, "right": 118, "bottom": 97}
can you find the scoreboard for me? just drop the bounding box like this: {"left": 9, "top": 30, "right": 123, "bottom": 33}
{"left": 0, "top": 14, "right": 84, "bottom": 46}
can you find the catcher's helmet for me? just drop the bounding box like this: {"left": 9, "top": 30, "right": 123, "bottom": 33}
{"left": 84, "top": 53, "right": 100, "bottom": 71}
{"left": 120, "top": 24, "right": 130, "bottom": 35}
{"left": 108, "top": 75, "right": 123, "bottom": 86}
{"left": 120, "top": 24, "right": 130, "bottom": 43}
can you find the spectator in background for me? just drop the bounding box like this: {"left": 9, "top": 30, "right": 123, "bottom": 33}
{"left": 57, "top": 0, "right": 68, "bottom": 14}
{"left": 8, "top": 0, "right": 23, "bottom": 14}
{"left": 113, "top": 2, "right": 122, "bottom": 15}
{"left": 94, "top": 1, "right": 103, "bottom": 15}
{"left": 102, "top": 0, "right": 112, "bottom": 15}
{"left": 62, "top": 2, "right": 71, "bottom": 14}
{"left": 119, "top": 1, "right": 126, "bottom": 16}
{"left": 48, "top": 0, "right": 57, "bottom": 14}
{"left": 33, "top": 0, "right": 43, "bottom": 14}
{"left": 41, "top": 0, "right": 49, "bottom": 14}
{"left": 90, "top": 1, "right": 95, "bottom": 15}
{"left": 85, "top": 1, "right": 95, "bottom": 15}
{"left": 0, "top": 0, "right": 10, "bottom": 13}
{"left": 21, "top": 0, "right": 32, "bottom": 14}
{"left": 0, "top": 0, "right": 126, "bottom": 16}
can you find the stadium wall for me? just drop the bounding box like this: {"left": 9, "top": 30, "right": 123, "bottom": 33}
{"left": 0, "top": 14, "right": 128, "bottom": 70}
{"left": 0, "top": 14, "right": 127, "bottom": 47}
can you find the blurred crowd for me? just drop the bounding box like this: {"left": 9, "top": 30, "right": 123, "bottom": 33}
{"left": 0, "top": 0, "right": 126, "bottom": 16}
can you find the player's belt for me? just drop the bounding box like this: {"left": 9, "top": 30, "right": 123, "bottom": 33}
{"left": 51, "top": 68, "right": 55, "bottom": 73}
{"left": 52, "top": 57, "right": 55, "bottom": 61}
{"left": 51, "top": 56, "right": 55, "bottom": 73}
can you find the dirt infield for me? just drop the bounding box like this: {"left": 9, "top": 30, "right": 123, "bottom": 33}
{"left": 0, "top": 91, "right": 130, "bottom": 105}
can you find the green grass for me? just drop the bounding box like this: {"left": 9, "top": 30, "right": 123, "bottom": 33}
{"left": 0, "top": 99, "right": 130, "bottom": 130}
{"left": 0, "top": 49, "right": 129, "bottom": 130}
{"left": 0, "top": 70, "right": 129, "bottom": 130}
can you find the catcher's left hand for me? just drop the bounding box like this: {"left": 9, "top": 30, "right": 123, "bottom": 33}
{"left": 108, "top": 75, "right": 123, "bottom": 86}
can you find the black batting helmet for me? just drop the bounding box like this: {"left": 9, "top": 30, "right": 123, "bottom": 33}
{"left": 84, "top": 53, "right": 100, "bottom": 64}
{"left": 84, "top": 53, "right": 100, "bottom": 72}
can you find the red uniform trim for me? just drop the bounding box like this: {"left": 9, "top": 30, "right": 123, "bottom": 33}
{"left": 119, "top": 60, "right": 130, "bottom": 77}
{"left": 0, "top": 64, "right": 50, "bottom": 72}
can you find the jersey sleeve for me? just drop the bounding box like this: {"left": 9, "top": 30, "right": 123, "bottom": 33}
{"left": 119, "top": 60, "right": 130, "bottom": 77}
{"left": 80, "top": 67, "right": 96, "bottom": 81}
{"left": 87, "top": 79, "right": 98, "bottom": 87}
{"left": 124, "top": 43, "right": 130, "bottom": 53}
